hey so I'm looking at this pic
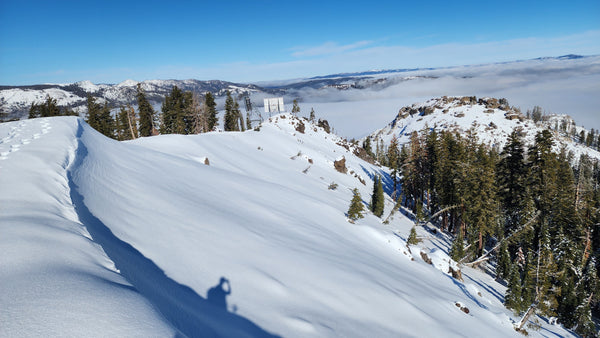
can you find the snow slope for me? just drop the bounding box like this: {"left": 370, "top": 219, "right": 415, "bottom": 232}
{"left": 0, "top": 115, "right": 576, "bottom": 337}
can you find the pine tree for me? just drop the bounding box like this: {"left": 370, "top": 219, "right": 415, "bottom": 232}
{"left": 98, "top": 103, "right": 115, "bottom": 138}
{"left": 85, "top": 94, "right": 101, "bottom": 131}
{"left": 370, "top": 176, "right": 384, "bottom": 217}
{"left": 462, "top": 144, "right": 499, "bottom": 257}
{"left": 449, "top": 228, "right": 466, "bottom": 262}
{"left": 496, "top": 241, "right": 511, "bottom": 280}
{"left": 433, "top": 131, "right": 463, "bottom": 233}
{"left": 161, "top": 86, "right": 194, "bottom": 135}
{"left": 497, "top": 130, "right": 530, "bottom": 235}
{"left": 387, "top": 136, "right": 400, "bottom": 197}
{"left": 29, "top": 96, "right": 63, "bottom": 118}
{"left": 556, "top": 229, "right": 581, "bottom": 327}
{"left": 402, "top": 131, "right": 421, "bottom": 212}
{"left": 362, "top": 137, "right": 373, "bottom": 158}
{"left": 574, "top": 258, "right": 599, "bottom": 337}
{"left": 137, "top": 83, "right": 156, "bottom": 137}
{"left": 553, "top": 151, "right": 580, "bottom": 239}
{"left": 347, "top": 188, "right": 365, "bottom": 221}
{"left": 205, "top": 92, "right": 218, "bottom": 131}
{"left": 375, "top": 138, "right": 386, "bottom": 164}
{"left": 292, "top": 99, "right": 300, "bottom": 114}
{"left": 309, "top": 108, "right": 315, "bottom": 122}
{"left": 521, "top": 252, "right": 536, "bottom": 307}
{"left": 574, "top": 300, "right": 596, "bottom": 337}
{"left": 425, "top": 129, "right": 439, "bottom": 212}
{"left": 526, "top": 129, "right": 559, "bottom": 263}
{"left": 580, "top": 257, "right": 598, "bottom": 305}
{"left": 558, "top": 273, "right": 579, "bottom": 327}
{"left": 28, "top": 102, "right": 41, "bottom": 118}
{"left": 505, "top": 262, "right": 524, "bottom": 314}
{"left": 41, "top": 95, "right": 61, "bottom": 117}
{"left": 116, "top": 106, "right": 128, "bottom": 140}
{"left": 585, "top": 129, "right": 594, "bottom": 147}
{"left": 224, "top": 91, "right": 239, "bottom": 131}
{"left": 407, "top": 226, "right": 420, "bottom": 245}
{"left": 535, "top": 226, "right": 559, "bottom": 317}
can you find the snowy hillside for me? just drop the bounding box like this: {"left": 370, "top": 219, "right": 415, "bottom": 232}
{"left": 369, "top": 96, "right": 600, "bottom": 162}
{"left": 0, "top": 115, "right": 576, "bottom": 337}
{"left": 0, "top": 79, "right": 269, "bottom": 121}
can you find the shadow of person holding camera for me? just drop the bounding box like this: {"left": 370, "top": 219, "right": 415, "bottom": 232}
{"left": 207, "top": 277, "right": 232, "bottom": 311}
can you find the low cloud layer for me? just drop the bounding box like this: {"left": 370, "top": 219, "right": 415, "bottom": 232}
{"left": 269, "top": 55, "right": 600, "bottom": 138}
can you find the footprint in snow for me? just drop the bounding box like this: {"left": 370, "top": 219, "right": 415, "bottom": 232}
{"left": 22, "top": 139, "right": 31, "bottom": 145}
{"left": 33, "top": 133, "right": 41, "bottom": 139}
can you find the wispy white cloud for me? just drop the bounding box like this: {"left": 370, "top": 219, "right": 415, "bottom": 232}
{"left": 291, "top": 40, "right": 373, "bottom": 57}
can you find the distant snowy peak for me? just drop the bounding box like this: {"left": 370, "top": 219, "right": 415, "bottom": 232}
{"left": 369, "top": 96, "right": 600, "bottom": 161}
{"left": 74, "top": 80, "right": 100, "bottom": 93}
{"left": 116, "top": 79, "right": 139, "bottom": 87}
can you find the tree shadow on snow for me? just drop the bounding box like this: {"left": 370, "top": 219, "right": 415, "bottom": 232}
{"left": 68, "top": 122, "right": 279, "bottom": 338}
{"left": 463, "top": 274, "right": 505, "bottom": 304}
{"left": 359, "top": 165, "right": 395, "bottom": 197}
{"left": 446, "top": 274, "right": 488, "bottom": 311}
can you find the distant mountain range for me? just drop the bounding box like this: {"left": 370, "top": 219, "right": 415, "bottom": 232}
{"left": 0, "top": 54, "right": 593, "bottom": 121}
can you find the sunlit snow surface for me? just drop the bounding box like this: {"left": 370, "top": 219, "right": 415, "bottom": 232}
{"left": 0, "top": 116, "right": 576, "bottom": 337}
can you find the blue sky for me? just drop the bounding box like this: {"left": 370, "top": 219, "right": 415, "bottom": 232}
{"left": 1, "top": 0, "right": 599, "bottom": 85}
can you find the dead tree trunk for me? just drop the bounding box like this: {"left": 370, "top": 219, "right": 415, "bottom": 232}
{"left": 426, "top": 204, "right": 459, "bottom": 229}
{"left": 515, "top": 302, "right": 538, "bottom": 331}
{"left": 462, "top": 211, "right": 540, "bottom": 266}
{"left": 127, "top": 106, "right": 137, "bottom": 140}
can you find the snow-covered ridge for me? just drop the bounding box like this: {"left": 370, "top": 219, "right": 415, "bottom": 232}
{"left": 0, "top": 79, "right": 273, "bottom": 121}
{"left": 74, "top": 80, "right": 101, "bottom": 92}
{"left": 369, "top": 96, "right": 600, "bottom": 162}
{"left": 1, "top": 114, "right": 576, "bottom": 337}
{"left": 116, "top": 79, "right": 138, "bottom": 87}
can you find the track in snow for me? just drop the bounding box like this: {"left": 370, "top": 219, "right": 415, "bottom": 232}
{"left": 0, "top": 119, "right": 51, "bottom": 160}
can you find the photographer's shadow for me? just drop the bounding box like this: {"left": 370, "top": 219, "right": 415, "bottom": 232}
{"left": 207, "top": 277, "right": 231, "bottom": 311}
